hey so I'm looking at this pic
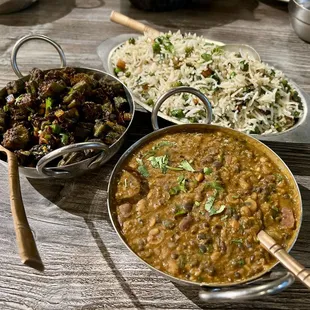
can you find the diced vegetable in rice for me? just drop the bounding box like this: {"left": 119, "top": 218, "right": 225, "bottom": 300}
{"left": 111, "top": 31, "right": 303, "bottom": 134}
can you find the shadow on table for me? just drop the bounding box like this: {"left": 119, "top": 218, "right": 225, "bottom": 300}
{"left": 120, "top": 0, "right": 259, "bottom": 32}
{"left": 28, "top": 164, "right": 145, "bottom": 309}
{"left": 259, "top": 0, "right": 288, "bottom": 11}
{"left": 0, "top": 0, "right": 105, "bottom": 27}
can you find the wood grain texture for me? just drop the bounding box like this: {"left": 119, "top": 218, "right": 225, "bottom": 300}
{"left": 0, "top": 0, "right": 310, "bottom": 309}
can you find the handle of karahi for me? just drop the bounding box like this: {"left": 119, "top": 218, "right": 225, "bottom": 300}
{"left": 110, "top": 11, "right": 160, "bottom": 37}
{"left": 258, "top": 230, "right": 310, "bottom": 289}
{"left": 0, "top": 145, "right": 43, "bottom": 270}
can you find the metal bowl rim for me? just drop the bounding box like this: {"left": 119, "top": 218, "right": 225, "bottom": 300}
{"left": 291, "top": 0, "right": 310, "bottom": 13}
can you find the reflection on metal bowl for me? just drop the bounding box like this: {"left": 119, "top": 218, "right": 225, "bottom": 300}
{"left": 289, "top": 0, "right": 310, "bottom": 42}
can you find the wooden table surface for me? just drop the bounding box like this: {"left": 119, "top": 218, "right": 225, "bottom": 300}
{"left": 0, "top": 0, "right": 310, "bottom": 309}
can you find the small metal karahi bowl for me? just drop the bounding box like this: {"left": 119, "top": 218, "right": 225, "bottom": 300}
{"left": 107, "top": 87, "right": 302, "bottom": 301}
{"left": 289, "top": 0, "right": 310, "bottom": 43}
{"left": 0, "top": 34, "right": 135, "bottom": 179}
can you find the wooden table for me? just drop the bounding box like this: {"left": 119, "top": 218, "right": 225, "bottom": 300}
{"left": 0, "top": 0, "right": 310, "bottom": 309}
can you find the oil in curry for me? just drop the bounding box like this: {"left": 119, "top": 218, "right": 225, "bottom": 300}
{"left": 114, "top": 131, "right": 299, "bottom": 284}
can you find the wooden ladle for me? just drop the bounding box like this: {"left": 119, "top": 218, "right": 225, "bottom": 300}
{"left": 110, "top": 11, "right": 261, "bottom": 61}
{"left": 258, "top": 230, "right": 310, "bottom": 289}
{"left": 0, "top": 145, "right": 43, "bottom": 270}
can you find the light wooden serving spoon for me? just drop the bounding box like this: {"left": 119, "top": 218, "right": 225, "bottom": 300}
{"left": 0, "top": 145, "right": 43, "bottom": 271}
{"left": 258, "top": 230, "right": 310, "bottom": 289}
{"left": 110, "top": 11, "right": 261, "bottom": 61}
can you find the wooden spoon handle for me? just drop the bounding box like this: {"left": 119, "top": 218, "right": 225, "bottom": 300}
{"left": 258, "top": 230, "right": 310, "bottom": 289}
{"left": 110, "top": 11, "right": 160, "bottom": 37}
{"left": 0, "top": 146, "right": 43, "bottom": 270}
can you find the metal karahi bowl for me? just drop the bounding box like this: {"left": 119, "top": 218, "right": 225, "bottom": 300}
{"left": 107, "top": 87, "right": 302, "bottom": 301}
{"left": 289, "top": 0, "right": 310, "bottom": 43}
{"left": 0, "top": 34, "right": 135, "bottom": 179}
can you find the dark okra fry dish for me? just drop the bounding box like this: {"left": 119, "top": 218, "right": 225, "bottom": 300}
{"left": 0, "top": 67, "right": 132, "bottom": 167}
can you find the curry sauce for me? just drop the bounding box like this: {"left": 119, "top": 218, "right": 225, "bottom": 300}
{"left": 114, "top": 130, "right": 300, "bottom": 284}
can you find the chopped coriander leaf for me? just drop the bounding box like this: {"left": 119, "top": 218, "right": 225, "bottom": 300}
{"left": 272, "top": 206, "right": 279, "bottom": 212}
{"left": 177, "top": 174, "right": 185, "bottom": 183}
{"left": 166, "top": 166, "right": 184, "bottom": 171}
{"left": 185, "top": 46, "right": 194, "bottom": 57}
{"left": 221, "top": 215, "right": 228, "bottom": 221}
{"left": 174, "top": 205, "right": 188, "bottom": 216}
{"left": 206, "top": 181, "right": 223, "bottom": 191}
{"left": 45, "top": 97, "right": 53, "bottom": 116}
{"left": 143, "top": 141, "right": 177, "bottom": 158}
{"left": 50, "top": 123, "right": 61, "bottom": 134}
{"left": 152, "top": 42, "right": 161, "bottom": 54}
{"left": 205, "top": 196, "right": 216, "bottom": 211}
{"left": 169, "top": 186, "right": 180, "bottom": 195}
{"left": 271, "top": 206, "right": 280, "bottom": 219}
{"left": 136, "top": 158, "right": 143, "bottom": 165}
{"left": 275, "top": 173, "right": 283, "bottom": 183}
{"left": 203, "top": 167, "right": 212, "bottom": 175}
{"left": 230, "top": 71, "right": 236, "bottom": 78}
{"left": 156, "top": 141, "right": 176, "bottom": 148}
{"left": 188, "top": 117, "right": 198, "bottom": 123}
{"left": 205, "top": 196, "right": 226, "bottom": 216}
{"left": 154, "top": 35, "right": 175, "bottom": 54}
{"left": 238, "top": 259, "right": 245, "bottom": 266}
{"left": 240, "top": 60, "right": 249, "bottom": 71}
{"left": 177, "top": 175, "right": 187, "bottom": 192}
{"left": 201, "top": 53, "right": 212, "bottom": 62}
{"left": 147, "top": 155, "right": 169, "bottom": 173}
{"left": 136, "top": 158, "right": 149, "bottom": 177}
{"left": 212, "top": 46, "right": 223, "bottom": 54}
{"left": 214, "top": 205, "right": 226, "bottom": 215}
{"left": 171, "top": 81, "right": 183, "bottom": 87}
{"left": 178, "top": 160, "right": 195, "bottom": 172}
{"left": 281, "top": 79, "right": 288, "bottom": 87}
{"left": 211, "top": 73, "right": 221, "bottom": 84}
{"left": 169, "top": 175, "right": 187, "bottom": 195}
{"left": 60, "top": 133, "right": 69, "bottom": 145}
{"left": 175, "top": 209, "right": 188, "bottom": 216}
{"left": 231, "top": 239, "right": 243, "bottom": 244}
{"left": 137, "top": 165, "right": 149, "bottom": 178}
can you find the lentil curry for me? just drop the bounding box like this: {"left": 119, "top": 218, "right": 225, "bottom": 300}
{"left": 113, "top": 129, "right": 300, "bottom": 284}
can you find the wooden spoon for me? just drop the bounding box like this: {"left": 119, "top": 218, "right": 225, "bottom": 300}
{"left": 0, "top": 145, "right": 43, "bottom": 270}
{"left": 110, "top": 11, "right": 261, "bottom": 61}
{"left": 258, "top": 230, "right": 310, "bottom": 289}
{"left": 110, "top": 11, "right": 160, "bottom": 38}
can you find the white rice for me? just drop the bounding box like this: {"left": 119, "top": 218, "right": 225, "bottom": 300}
{"left": 111, "top": 31, "right": 303, "bottom": 134}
